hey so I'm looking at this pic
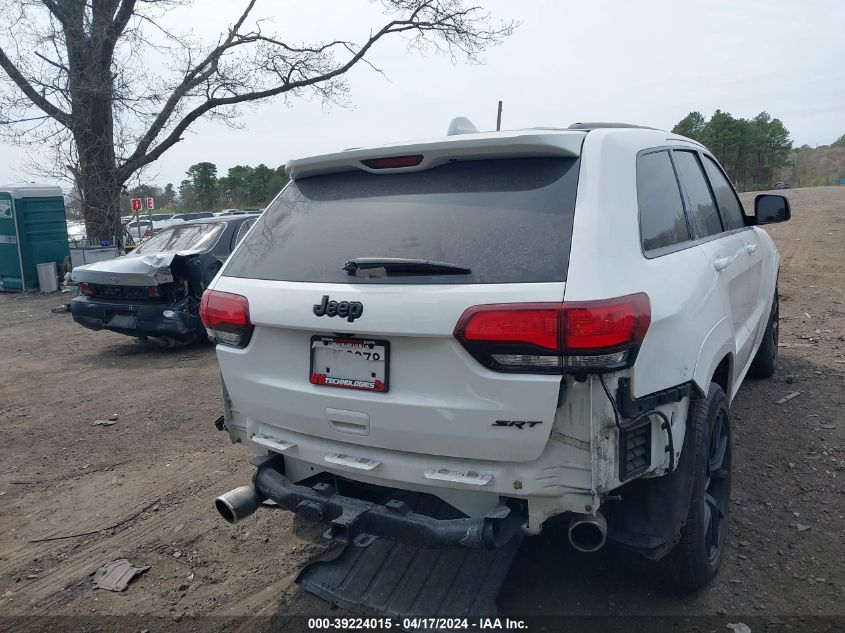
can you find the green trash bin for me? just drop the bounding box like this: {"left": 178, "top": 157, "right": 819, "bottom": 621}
{"left": 0, "top": 184, "right": 70, "bottom": 292}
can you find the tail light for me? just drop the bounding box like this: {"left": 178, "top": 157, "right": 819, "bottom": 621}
{"left": 200, "top": 290, "right": 253, "bottom": 348}
{"left": 143, "top": 230, "right": 151, "bottom": 237}
{"left": 146, "top": 286, "right": 160, "bottom": 298}
{"left": 78, "top": 282, "right": 94, "bottom": 296}
{"left": 454, "top": 293, "right": 651, "bottom": 373}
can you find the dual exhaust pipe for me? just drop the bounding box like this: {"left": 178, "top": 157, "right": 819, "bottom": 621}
{"left": 215, "top": 481, "right": 607, "bottom": 553}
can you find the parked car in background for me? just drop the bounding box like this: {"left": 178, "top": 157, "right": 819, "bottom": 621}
{"left": 123, "top": 213, "right": 180, "bottom": 242}
{"left": 66, "top": 220, "right": 87, "bottom": 245}
{"left": 147, "top": 213, "right": 179, "bottom": 227}
{"left": 124, "top": 213, "right": 184, "bottom": 243}
{"left": 771, "top": 181, "right": 790, "bottom": 190}
{"left": 124, "top": 219, "right": 154, "bottom": 241}
{"left": 215, "top": 209, "right": 251, "bottom": 216}
{"left": 71, "top": 214, "right": 257, "bottom": 345}
{"left": 171, "top": 211, "right": 215, "bottom": 222}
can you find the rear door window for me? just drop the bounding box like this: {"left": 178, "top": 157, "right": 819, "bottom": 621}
{"left": 224, "top": 157, "right": 580, "bottom": 284}
{"left": 134, "top": 222, "right": 224, "bottom": 254}
{"left": 702, "top": 155, "right": 746, "bottom": 231}
{"left": 637, "top": 150, "right": 690, "bottom": 252}
{"left": 672, "top": 150, "right": 724, "bottom": 238}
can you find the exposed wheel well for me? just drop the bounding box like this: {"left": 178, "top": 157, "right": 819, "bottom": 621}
{"left": 712, "top": 355, "right": 731, "bottom": 397}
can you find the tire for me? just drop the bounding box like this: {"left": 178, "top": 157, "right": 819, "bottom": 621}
{"left": 748, "top": 289, "right": 778, "bottom": 379}
{"left": 660, "top": 382, "right": 732, "bottom": 591}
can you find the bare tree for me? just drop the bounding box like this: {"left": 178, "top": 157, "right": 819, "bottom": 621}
{"left": 0, "top": 0, "right": 513, "bottom": 242}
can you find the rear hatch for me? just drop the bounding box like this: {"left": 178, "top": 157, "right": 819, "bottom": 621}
{"left": 212, "top": 142, "right": 582, "bottom": 463}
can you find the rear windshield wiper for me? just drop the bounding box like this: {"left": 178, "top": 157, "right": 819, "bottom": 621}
{"left": 343, "top": 258, "right": 472, "bottom": 277}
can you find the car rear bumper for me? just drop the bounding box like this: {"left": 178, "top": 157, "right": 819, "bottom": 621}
{"left": 70, "top": 295, "right": 201, "bottom": 340}
{"left": 222, "top": 410, "right": 598, "bottom": 533}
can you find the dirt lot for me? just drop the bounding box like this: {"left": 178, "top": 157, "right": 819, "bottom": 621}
{"left": 0, "top": 186, "right": 842, "bottom": 627}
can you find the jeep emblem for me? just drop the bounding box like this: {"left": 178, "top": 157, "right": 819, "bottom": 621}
{"left": 313, "top": 295, "right": 364, "bottom": 322}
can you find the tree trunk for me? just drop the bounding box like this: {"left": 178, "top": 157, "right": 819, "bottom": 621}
{"left": 64, "top": 12, "right": 124, "bottom": 245}
{"left": 74, "top": 89, "right": 125, "bottom": 244}
{"left": 75, "top": 122, "right": 122, "bottom": 244}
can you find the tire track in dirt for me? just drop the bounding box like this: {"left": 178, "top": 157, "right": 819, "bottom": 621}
{"left": 1, "top": 454, "right": 238, "bottom": 612}
{"left": 14, "top": 473, "right": 238, "bottom": 613}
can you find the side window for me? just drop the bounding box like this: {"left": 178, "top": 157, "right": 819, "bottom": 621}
{"left": 672, "top": 150, "right": 723, "bottom": 238}
{"left": 702, "top": 155, "right": 746, "bottom": 230}
{"left": 637, "top": 150, "right": 690, "bottom": 252}
{"left": 234, "top": 220, "right": 254, "bottom": 247}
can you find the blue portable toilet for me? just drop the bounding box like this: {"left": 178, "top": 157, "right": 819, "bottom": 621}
{"left": 0, "top": 184, "right": 70, "bottom": 291}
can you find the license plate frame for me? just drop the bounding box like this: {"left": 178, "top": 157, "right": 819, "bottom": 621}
{"left": 309, "top": 335, "right": 390, "bottom": 393}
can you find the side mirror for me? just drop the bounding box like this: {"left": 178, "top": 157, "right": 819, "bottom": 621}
{"left": 754, "top": 194, "right": 791, "bottom": 225}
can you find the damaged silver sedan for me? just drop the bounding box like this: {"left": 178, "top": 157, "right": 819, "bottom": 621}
{"left": 71, "top": 215, "right": 257, "bottom": 345}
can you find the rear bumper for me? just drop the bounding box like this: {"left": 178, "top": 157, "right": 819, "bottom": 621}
{"left": 222, "top": 412, "right": 598, "bottom": 533}
{"left": 251, "top": 456, "right": 525, "bottom": 549}
{"left": 70, "top": 295, "right": 201, "bottom": 339}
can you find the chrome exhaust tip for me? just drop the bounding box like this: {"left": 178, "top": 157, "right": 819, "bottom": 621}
{"left": 215, "top": 485, "right": 260, "bottom": 524}
{"left": 567, "top": 511, "right": 607, "bottom": 553}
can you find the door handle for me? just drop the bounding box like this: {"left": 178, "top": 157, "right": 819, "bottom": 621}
{"left": 713, "top": 253, "right": 739, "bottom": 272}
{"left": 745, "top": 243, "right": 757, "bottom": 254}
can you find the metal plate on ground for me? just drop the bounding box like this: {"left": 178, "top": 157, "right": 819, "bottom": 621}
{"left": 296, "top": 535, "right": 522, "bottom": 617}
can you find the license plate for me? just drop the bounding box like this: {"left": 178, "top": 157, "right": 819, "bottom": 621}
{"left": 108, "top": 313, "right": 136, "bottom": 329}
{"left": 310, "top": 336, "right": 389, "bottom": 393}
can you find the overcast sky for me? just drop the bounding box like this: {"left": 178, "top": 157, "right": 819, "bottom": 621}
{"left": 1, "top": 0, "right": 843, "bottom": 187}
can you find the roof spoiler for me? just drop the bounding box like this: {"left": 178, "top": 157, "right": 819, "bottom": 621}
{"left": 285, "top": 130, "right": 585, "bottom": 180}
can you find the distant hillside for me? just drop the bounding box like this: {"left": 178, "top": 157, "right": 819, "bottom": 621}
{"left": 777, "top": 135, "right": 845, "bottom": 187}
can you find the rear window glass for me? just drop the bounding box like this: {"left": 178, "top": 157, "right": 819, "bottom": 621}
{"left": 224, "top": 157, "right": 580, "bottom": 284}
{"left": 134, "top": 222, "right": 224, "bottom": 254}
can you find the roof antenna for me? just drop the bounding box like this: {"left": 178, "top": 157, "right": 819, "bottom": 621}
{"left": 447, "top": 117, "right": 478, "bottom": 136}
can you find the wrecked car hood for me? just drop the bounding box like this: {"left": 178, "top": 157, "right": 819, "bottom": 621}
{"left": 71, "top": 250, "right": 202, "bottom": 286}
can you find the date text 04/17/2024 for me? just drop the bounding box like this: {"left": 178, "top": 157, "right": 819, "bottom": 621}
{"left": 306, "top": 617, "right": 528, "bottom": 630}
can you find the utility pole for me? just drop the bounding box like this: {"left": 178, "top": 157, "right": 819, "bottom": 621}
{"left": 496, "top": 100, "right": 503, "bottom": 131}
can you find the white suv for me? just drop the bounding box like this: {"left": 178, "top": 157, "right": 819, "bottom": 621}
{"left": 204, "top": 122, "right": 789, "bottom": 591}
